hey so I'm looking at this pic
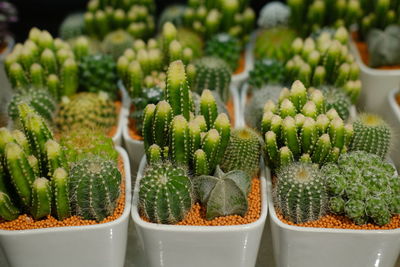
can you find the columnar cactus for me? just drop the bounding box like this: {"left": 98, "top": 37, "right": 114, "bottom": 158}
{"left": 192, "top": 56, "right": 232, "bottom": 102}
{"left": 69, "top": 156, "right": 121, "bottom": 222}
{"left": 262, "top": 80, "right": 353, "bottom": 170}
{"left": 275, "top": 162, "right": 327, "bottom": 224}
{"left": 139, "top": 162, "right": 193, "bottom": 224}
{"left": 205, "top": 33, "right": 241, "bottom": 71}
{"left": 5, "top": 28, "right": 79, "bottom": 99}
{"left": 323, "top": 151, "right": 400, "bottom": 226}
{"left": 194, "top": 166, "right": 251, "bottom": 220}
{"left": 56, "top": 92, "right": 117, "bottom": 133}
{"left": 221, "top": 127, "right": 263, "bottom": 177}
{"left": 350, "top": 113, "right": 391, "bottom": 159}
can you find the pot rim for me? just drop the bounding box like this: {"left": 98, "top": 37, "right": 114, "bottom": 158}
{"left": 0, "top": 146, "right": 132, "bottom": 235}
{"left": 388, "top": 88, "right": 400, "bottom": 120}
{"left": 266, "top": 166, "right": 400, "bottom": 234}
{"left": 131, "top": 156, "right": 268, "bottom": 232}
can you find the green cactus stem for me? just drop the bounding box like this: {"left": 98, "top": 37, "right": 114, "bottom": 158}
{"left": 166, "top": 60, "right": 190, "bottom": 120}
{"left": 52, "top": 168, "right": 71, "bottom": 220}
{"left": 31, "top": 177, "right": 52, "bottom": 220}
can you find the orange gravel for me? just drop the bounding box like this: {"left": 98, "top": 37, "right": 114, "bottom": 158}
{"left": 234, "top": 52, "right": 245, "bottom": 74}
{"left": 0, "top": 157, "right": 126, "bottom": 231}
{"left": 396, "top": 93, "right": 400, "bottom": 106}
{"left": 107, "top": 101, "right": 121, "bottom": 138}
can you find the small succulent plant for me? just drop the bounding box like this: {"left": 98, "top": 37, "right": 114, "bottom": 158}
{"left": 257, "top": 1, "right": 289, "bottom": 29}
{"left": 248, "top": 58, "right": 285, "bottom": 89}
{"left": 319, "top": 87, "right": 352, "bottom": 121}
{"left": 367, "top": 25, "right": 400, "bottom": 68}
{"left": 194, "top": 166, "right": 251, "bottom": 220}
{"left": 58, "top": 12, "right": 85, "bottom": 40}
{"left": 102, "top": 30, "right": 134, "bottom": 60}
{"left": 254, "top": 27, "right": 296, "bottom": 61}
{"left": 323, "top": 151, "right": 400, "bottom": 226}
{"left": 158, "top": 4, "right": 187, "bottom": 30}
{"left": 274, "top": 162, "right": 327, "bottom": 224}
{"left": 205, "top": 33, "right": 241, "bottom": 71}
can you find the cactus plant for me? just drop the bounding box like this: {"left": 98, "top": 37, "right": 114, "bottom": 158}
{"left": 139, "top": 162, "right": 193, "bottom": 224}
{"left": 56, "top": 92, "right": 117, "bottom": 133}
{"left": 323, "top": 151, "right": 400, "bottom": 226}
{"left": 194, "top": 166, "right": 251, "bottom": 220}
{"left": 192, "top": 56, "right": 232, "bottom": 102}
{"left": 205, "top": 33, "right": 241, "bottom": 71}
{"left": 58, "top": 12, "right": 85, "bottom": 40}
{"left": 319, "top": 87, "right": 352, "bottom": 121}
{"left": 79, "top": 54, "right": 118, "bottom": 99}
{"left": 102, "top": 30, "right": 134, "bottom": 60}
{"left": 158, "top": 4, "right": 187, "bottom": 30}
{"left": 262, "top": 80, "right": 353, "bottom": 170}
{"left": 366, "top": 25, "right": 400, "bottom": 68}
{"left": 257, "top": 1, "right": 290, "bottom": 29}
{"left": 69, "top": 156, "right": 121, "bottom": 222}
{"left": 254, "top": 27, "right": 296, "bottom": 61}
{"left": 8, "top": 88, "right": 56, "bottom": 122}
{"left": 275, "top": 161, "right": 327, "bottom": 224}
{"left": 350, "top": 113, "right": 391, "bottom": 159}
{"left": 248, "top": 58, "right": 285, "bottom": 89}
{"left": 176, "top": 28, "right": 204, "bottom": 59}
{"left": 221, "top": 127, "right": 263, "bottom": 177}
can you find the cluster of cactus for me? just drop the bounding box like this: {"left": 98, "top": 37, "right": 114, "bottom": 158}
{"left": 83, "top": 0, "right": 155, "bottom": 39}
{"left": 55, "top": 92, "right": 117, "bottom": 133}
{"left": 0, "top": 103, "right": 122, "bottom": 222}
{"left": 79, "top": 53, "right": 118, "bottom": 98}
{"left": 274, "top": 162, "right": 327, "bottom": 224}
{"left": 288, "top": 0, "right": 361, "bottom": 37}
{"left": 323, "top": 151, "right": 400, "bottom": 226}
{"left": 366, "top": 25, "right": 400, "bottom": 68}
{"left": 143, "top": 61, "right": 231, "bottom": 176}
{"left": 319, "top": 87, "right": 352, "bottom": 121}
{"left": 8, "top": 88, "right": 57, "bottom": 123}
{"left": 358, "top": 0, "right": 400, "bottom": 40}
{"left": 101, "top": 30, "right": 134, "bottom": 60}
{"left": 350, "top": 113, "right": 392, "bottom": 159}
{"left": 285, "top": 27, "right": 361, "bottom": 103}
{"left": 5, "top": 28, "right": 79, "bottom": 100}
{"left": 58, "top": 12, "right": 85, "bottom": 40}
{"left": 183, "top": 0, "right": 255, "bottom": 42}
{"left": 262, "top": 80, "right": 353, "bottom": 170}
{"left": 248, "top": 58, "right": 285, "bottom": 89}
{"left": 205, "top": 33, "right": 241, "bottom": 71}
{"left": 257, "top": 1, "right": 290, "bottom": 29}
{"left": 192, "top": 56, "right": 232, "bottom": 102}
{"left": 194, "top": 166, "right": 251, "bottom": 220}
{"left": 117, "top": 22, "right": 195, "bottom": 99}
{"left": 254, "top": 27, "right": 296, "bottom": 61}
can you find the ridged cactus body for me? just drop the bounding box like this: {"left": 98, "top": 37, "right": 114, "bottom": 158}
{"left": 194, "top": 166, "right": 251, "bottom": 220}
{"left": 59, "top": 12, "right": 85, "bottom": 40}
{"left": 205, "top": 33, "right": 241, "bottom": 71}
{"left": 275, "top": 162, "right": 327, "bottom": 224}
{"left": 139, "top": 162, "right": 193, "bottom": 224}
{"left": 320, "top": 87, "right": 352, "bottom": 120}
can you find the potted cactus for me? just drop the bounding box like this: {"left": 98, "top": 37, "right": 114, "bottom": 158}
{"left": 131, "top": 60, "right": 268, "bottom": 267}
{"left": 260, "top": 80, "right": 400, "bottom": 267}
{"left": 349, "top": 0, "right": 400, "bottom": 116}
{"left": 0, "top": 103, "right": 131, "bottom": 267}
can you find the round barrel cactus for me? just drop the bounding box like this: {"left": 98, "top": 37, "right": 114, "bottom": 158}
{"left": 102, "top": 30, "right": 134, "bottom": 60}
{"left": 205, "top": 33, "right": 241, "bottom": 71}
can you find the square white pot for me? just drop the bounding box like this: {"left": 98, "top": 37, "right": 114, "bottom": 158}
{"left": 131, "top": 156, "right": 268, "bottom": 267}
{"left": 231, "top": 31, "right": 255, "bottom": 90}
{"left": 122, "top": 86, "right": 242, "bottom": 172}
{"left": 266, "top": 167, "right": 400, "bottom": 267}
{"left": 349, "top": 37, "right": 400, "bottom": 116}
{"left": 0, "top": 146, "right": 132, "bottom": 267}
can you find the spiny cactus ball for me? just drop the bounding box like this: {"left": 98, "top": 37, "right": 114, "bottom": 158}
{"left": 275, "top": 162, "right": 327, "bottom": 224}
{"left": 139, "top": 162, "right": 193, "bottom": 224}
{"left": 320, "top": 87, "right": 352, "bottom": 120}
{"left": 192, "top": 56, "right": 232, "bottom": 102}
{"left": 258, "top": 1, "right": 290, "bottom": 29}
{"left": 69, "top": 156, "right": 121, "bottom": 222}
{"left": 56, "top": 92, "right": 117, "bottom": 133}
{"left": 221, "top": 127, "right": 263, "bottom": 177}
{"left": 8, "top": 88, "right": 56, "bottom": 122}
{"left": 254, "top": 27, "right": 296, "bottom": 61}
{"left": 350, "top": 113, "right": 391, "bottom": 159}
{"left": 158, "top": 4, "right": 187, "bottom": 30}
{"left": 248, "top": 58, "right": 285, "bottom": 89}
{"left": 102, "top": 30, "right": 134, "bottom": 60}
{"left": 58, "top": 12, "right": 85, "bottom": 40}
{"left": 205, "top": 33, "right": 241, "bottom": 71}
{"left": 79, "top": 54, "right": 118, "bottom": 99}
{"left": 176, "top": 28, "right": 204, "bottom": 59}
{"left": 323, "top": 151, "right": 400, "bottom": 226}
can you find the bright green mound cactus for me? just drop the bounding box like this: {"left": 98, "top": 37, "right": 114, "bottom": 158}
{"left": 139, "top": 162, "right": 193, "bottom": 224}
{"left": 59, "top": 12, "right": 85, "bottom": 40}
{"left": 102, "top": 30, "right": 134, "bottom": 60}
{"left": 60, "top": 129, "right": 118, "bottom": 163}
{"left": 205, "top": 33, "right": 241, "bottom": 71}
{"left": 248, "top": 58, "right": 285, "bottom": 89}
{"left": 221, "top": 127, "right": 263, "bottom": 177}
{"left": 69, "top": 156, "right": 121, "bottom": 222}
{"left": 192, "top": 90, "right": 230, "bottom": 121}
{"left": 8, "top": 88, "right": 56, "bottom": 122}
{"left": 158, "top": 4, "right": 187, "bottom": 30}
{"left": 254, "top": 27, "right": 296, "bottom": 61}
{"left": 194, "top": 166, "right": 251, "bottom": 220}
{"left": 192, "top": 56, "right": 232, "bottom": 102}
{"left": 319, "top": 87, "right": 352, "bottom": 121}
{"left": 350, "top": 113, "right": 391, "bottom": 159}
{"left": 79, "top": 54, "right": 118, "bottom": 98}
{"left": 176, "top": 28, "right": 204, "bottom": 59}
{"left": 323, "top": 151, "right": 400, "bottom": 226}
{"left": 367, "top": 25, "right": 400, "bottom": 68}
{"left": 56, "top": 92, "right": 117, "bottom": 133}
{"left": 275, "top": 162, "right": 327, "bottom": 224}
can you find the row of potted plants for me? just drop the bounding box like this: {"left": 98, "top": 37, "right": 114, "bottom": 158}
{"left": 1, "top": 0, "right": 400, "bottom": 267}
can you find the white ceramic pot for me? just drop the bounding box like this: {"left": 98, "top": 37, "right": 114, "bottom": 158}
{"left": 112, "top": 99, "right": 126, "bottom": 146}
{"left": 0, "top": 146, "right": 132, "bottom": 267}
{"left": 349, "top": 37, "right": 400, "bottom": 116}
{"left": 123, "top": 86, "right": 242, "bottom": 172}
{"left": 266, "top": 167, "right": 400, "bottom": 267}
{"left": 131, "top": 156, "right": 268, "bottom": 267}
{"left": 231, "top": 32, "right": 255, "bottom": 90}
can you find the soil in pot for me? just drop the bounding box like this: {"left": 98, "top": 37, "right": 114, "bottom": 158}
{"left": 0, "top": 157, "right": 126, "bottom": 231}
{"left": 234, "top": 53, "right": 246, "bottom": 75}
